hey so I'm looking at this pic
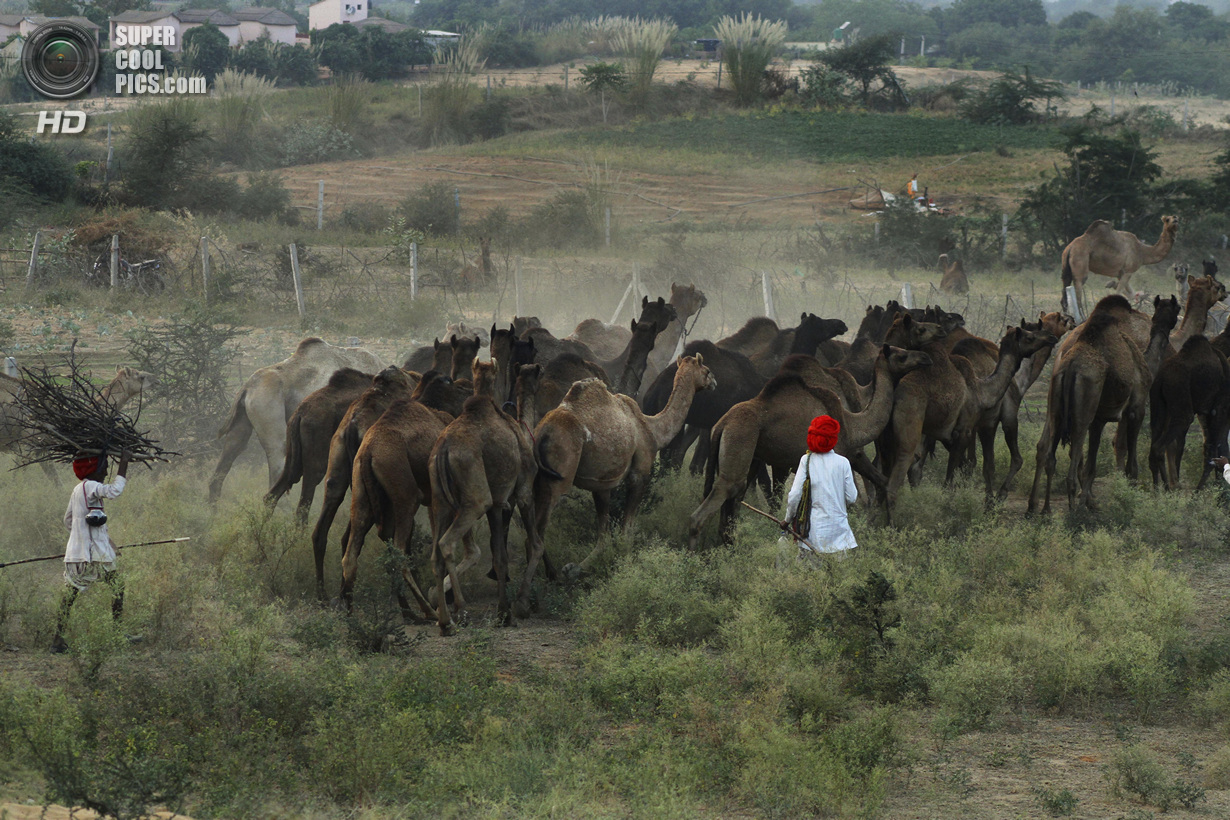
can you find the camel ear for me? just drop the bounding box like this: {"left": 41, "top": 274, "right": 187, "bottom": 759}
{"left": 631, "top": 318, "right": 638, "bottom": 332}
{"left": 1189, "top": 274, "right": 1198, "bottom": 285}
{"left": 490, "top": 324, "right": 496, "bottom": 339}
{"left": 451, "top": 336, "right": 460, "bottom": 349}
{"left": 657, "top": 297, "right": 665, "bottom": 306}
{"left": 433, "top": 337, "right": 440, "bottom": 347}
{"left": 902, "top": 313, "right": 913, "bottom": 327}
{"left": 694, "top": 353, "right": 703, "bottom": 366}
{"left": 641, "top": 295, "right": 648, "bottom": 310}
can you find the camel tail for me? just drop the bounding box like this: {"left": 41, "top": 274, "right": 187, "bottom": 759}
{"left": 268, "top": 412, "right": 304, "bottom": 500}
{"left": 432, "top": 439, "right": 460, "bottom": 509}
{"left": 1055, "top": 369, "right": 1076, "bottom": 447}
{"left": 355, "top": 451, "right": 387, "bottom": 531}
{"left": 535, "top": 430, "right": 565, "bottom": 481}
{"left": 704, "top": 424, "right": 722, "bottom": 497}
{"left": 217, "top": 386, "right": 250, "bottom": 439}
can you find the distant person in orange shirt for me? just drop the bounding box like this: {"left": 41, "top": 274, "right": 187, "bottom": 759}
{"left": 907, "top": 172, "right": 921, "bottom": 202}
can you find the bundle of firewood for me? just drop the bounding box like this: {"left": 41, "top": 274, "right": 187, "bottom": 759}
{"left": 11, "top": 349, "right": 175, "bottom": 468}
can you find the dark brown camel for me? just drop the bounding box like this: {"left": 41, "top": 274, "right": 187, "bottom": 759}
{"left": 939, "top": 254, "right": 969, "bottom": 295}
{"left": 428, "top": 373, "right": 539, "bottom": 635}
{"left": 1149, "top": 334, "right": 1230, "bottom": 489}
{"left": 1029, "top": 295, "right": 1179, "bottom": 513}
{"left": 264, "top": 367, "right": 383, "bottom": 520}
{"left": 689, "top": 345, "right": 932, "bottom": 547}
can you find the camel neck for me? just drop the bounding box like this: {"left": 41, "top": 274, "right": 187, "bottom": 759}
{"left": 644, "top": 368, "right": 699, "bottom": 451}
{"left": 844, "top": 356, "right": 893, "bottom": 449}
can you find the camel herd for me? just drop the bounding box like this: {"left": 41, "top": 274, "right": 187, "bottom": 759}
{"left": 184, "top": 226, "right": 1227, "bottom": 635}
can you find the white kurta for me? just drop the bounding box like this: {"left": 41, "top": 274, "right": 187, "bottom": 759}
{"left": 783, "top": 451, "right": 858, "bottom": 553}
{"left": 64, "top": 476, "right": 126, "bottom": 565}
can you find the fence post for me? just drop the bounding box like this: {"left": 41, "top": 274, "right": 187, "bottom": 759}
{"left": 716, "top": 60, "right": 721, "bottom": 89}
{"left": 110, "top": 234, "right": 119, "bottom": 289}
{"left": 514, "top": 256, "right": 522, "bottom": 316}
{"left": 874, "top": 222, "right": 880, "bottom": 244}
{"left": 604, "top": 207, "right": 611, "bottom": 247}
{"left": 564, "top": 65, "right": 569, "bottom": 91}
{"left": 454, "top": 187, "right": 461, "bottom": 234}
{"left": 1001, "top": 214, "right": 1009, "bottom": 259}
{"left": 1121, "top": 208, "right": 1127, "bottom": 229}
{"left": 25, "top": 230, "right": 41, "bottom": 287}
{"left": 609, "top": 270, "right": 635, "bottom": 324}
{"left": 417, "top": 84, "right": 422, "bottom": 116}
{"left": 900, "top": 282, "right": 914, "bottom": 310}
{"left": 1110, "top": 91, "right": 1115, "bottom": 117}
{"left": 317, "top": 180, "right": 324, "bottom": 230}
{"left": 1183, "top": 99, "right": 1190, "bottom": 132}
{"left": 1065, "top": 285, "right": 1083, "bottom": 323}
{"left": 200, "top": 236, "right": 210, "bottom": 304}
{"left": 762, "top": 271, "right": 776, "bottom": 321}
{"left": 410, "top": 241, "right": 418, "bottom": 301}
{"left": 288, "top": 243, "right": 306, "bottom": 318}
{"left": 3, "top": 357, "right": 15, "bottom": 377}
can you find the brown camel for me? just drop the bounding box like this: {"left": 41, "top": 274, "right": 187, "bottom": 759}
{"left": 1028, "top": 295, "right": 1179, "bottom": 513}
{"left": 340, "top": 371, "right": 480, "bottom": 620}
{"left": 747, "top": 313, "right": 849, "bottom": 379}
{"left": 265, "top": 367, "right": 376, "bottom": 520}
{"left": 1149, "top": 334, "right": 1230, "bottom": 490}
{"left": 1061, "top": 215, "right": 1179, "bottom": 316}
{"left": 309, "top": 366, "right": 426, "bottom": 598}
{"left": 402, "top": 335, "right": 484, "bottom": 381}
{"left": 689, "top": 345, "right": 932, "bottom": 547}
{"left": 533, "top": 354, "right": 716, "bottom": 571}
{"left": 642, "top": 283, "right": 709, "bottom": 393}
{"left": 210, "top": 338, "right": 385, "bottom": 502}
{"left": 458, "top": 237, "right": 493, "bottom": 287}
{"left": 490, "top": 326, "right": 537, "bottom": 405}
{"left": 428, "top": 366, "right": 540, "bottom": 634}
{"left": 939, "top": 254, "right": 969, "bottom": 295}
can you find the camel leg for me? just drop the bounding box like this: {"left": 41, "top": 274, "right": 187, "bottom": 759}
{"left": 246, "top": 409, "right": 289, "bottom": 490}
{"left": 847, "top": 449, "right": 886, "bottom": 492}
{"left": 885, "top": 400, "right": 927, "bottom": 526}
{"left": 391, "top": 499, "right": 434, "bottom": 621}
{"left": 1082, "top": 420, "right": 1111, "bottom": 510}
{"left": 1027, "top": 418, "right": 1057, "bottom": 514}
{"left": 998, "top": 399, "right": 1024, "bottom": 498}
{"left": 620, "top": 458, "right": 652, "bottom": 530}
{"left": 487, "top": 506, "right": 514, "bottom": 626}
{"left": 687, "top": 429, "right": 710, "bottom": 476}
{"left": 515, "top": 496, "right": 543, "bottom": 618}
{"left": 294, "top": 446, "right": 331, "bottom": 524}
{"left": 311, "top": 474, "right": 351, "bottom": 600}
{"left": 978, "top": 424, "right": 998, "bottom": 499}
{"left": 431, "top": 502, "right": 485, "bottom": 636}
{"left": 209, "top": 415, "right": 253, "bottom": 503}
{"left": 592, "top": 490, "right": 612, "bottom": 534}
{"left": 1120, "top": 400, "right": 1145, "bottom": 482}
{"left": 339, "top": 500, "right": 374, "bottom": 610}
{"left": 688, "top": 473, "right": 745, "bottom": 549}
{"left": 659, "top": 427, "right": 693, "bottom": 471}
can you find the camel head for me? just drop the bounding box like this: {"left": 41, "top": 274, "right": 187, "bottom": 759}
{"left": 449, "top": 334, "right": 484, "bottom": 381}
{"left": 1188, "top": 273, "right": 1228, "bottom": 307}
{"left": 1152, "top": 295, "right": 1181, "bottom": 333}
{"left": 446, "top": 321, "right": 489, "bottom": 347}
{"left": 1030, "top": 311, "right": 1076, "bottom": 339}
{"left": 670, "top": 282, "right": 708, "bottom": 317}
{"left": 510, "top": 337, "right": 536, "bottom": 371}
{"left": 1162, "top": 214, "right": 1179, "bottom": 236}
{"left": 490, "top": 323, "right": 517, "bottom": 361}
{"left": 675, "top": 353, "right": 716, "bottom": 393}
{"left": 880, "top": 344, "right": 932, "bottom": 381}
{"left": 798, "top": 312, "right": 848, "bottom": 346}
{"left": 1171, "top": 262, "right": 1189, "bottom": 283}
{"left": 372, "top": 365, "right": 414, "bottom": 393}
{"left": 113, "top": 365, "right": 159, "bottom": 394}
{"left": 638, "top": 296, "right": 678, "bottom": 334}
{"left": 938, "top": 253, "right": 949, "bottom": 269}
{"left": 999, "top": 326, "right": 1059, "bottom": 359}
{"left": 513, "top": 363, "right": 542, "bottom": 395}
{"left": 923, "top": 305, "right": 965, "bottom": 333}
{"left": 471, "top": 359, "right": 498, "bottom": 397}
{"left": 629, "top": 317, "right": 661, "bottom": 353}
{"left": 1204, "top": 259, "right": 1219, "bottom": 280}
{"left": 885, "top": 313, "right": 946, "bottom": 349}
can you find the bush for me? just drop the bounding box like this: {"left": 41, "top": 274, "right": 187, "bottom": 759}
{"left": 520, "top": 188, "right": 606, "bottom": 249}
{"left": 0, "top": 111, "right": 73, "bottom": 201}
{"left": 120, "top": 98, "right": 209, "bottom": 211}
{"left": 400, "top": 181, "right": 459, "bottom": 237}
{"left": 278, "top": 122, "right": 357, "bottom": 166}
{"left": 1107, "top": 745, "right": 1174, "bottom": 809}
{"left": 928, "top": 652, "right": 1023, "bottom": 730}
{"left": 340, "top": 201, "right": 390, "bottom": 232}
{"left": 237, "top": 172, "right": 292, "bottom": 222}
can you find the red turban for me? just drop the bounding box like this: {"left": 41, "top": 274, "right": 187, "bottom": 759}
{"left": 72, "top": 456, "right": 100, "bottom": 480}
{"left": 807, "top": 415, "right": 840, "bottom": 454}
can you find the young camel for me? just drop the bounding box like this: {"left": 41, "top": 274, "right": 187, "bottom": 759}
{"left": 533, "top": 354, "right": 716, "bottom": 572}
{"left": 1029, "top": 295, "right": 1179, "bottom": 513}
{"left": 341, "top": 366, "right": 496, "bottom": 619}
{"left": 428, "top": 362, "right": 539, "bottom": 635}
{"left": 688, "top": 345, "right": 932, "bottom": 548}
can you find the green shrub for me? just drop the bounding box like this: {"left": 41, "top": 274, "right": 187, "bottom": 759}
{"left": 928, "top": 652, "right": 1023, "bottom": 730}
{"left": 1204, "top": 743, "right": 1230, "bottom": 789}
{"left": 576, "top": 543, "right": 727, "bottom": 647}
{"left": 521, "top": 188, "right": 606, "bottom": 249}
{"left": 400, "top": 180, "right": 460, "bottom": 237}
{"left": 279, "top": 122, "right": 357, "bottom": 166}
{"left": 237, "top": 171, "right": 292, "bottom": 222}
{"left": 1033, "top": 785, "right": 1078, "bottom": 816}
{"left": 0, "top": 112, "right": 73, "bottom": 201}
{"left": 340, "top": 201, "right": 390, "bottom": 232}
{"left": 1107, "top": 745, "right": 1173, "bottom": 809}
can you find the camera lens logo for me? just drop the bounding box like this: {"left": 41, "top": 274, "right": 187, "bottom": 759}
{"left": 22, "top": 21, "right": 100, "bottom": 100}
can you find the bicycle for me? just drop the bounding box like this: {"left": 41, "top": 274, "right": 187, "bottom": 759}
{"left": 88, "top": 254, "right": 167, "bottom": 296}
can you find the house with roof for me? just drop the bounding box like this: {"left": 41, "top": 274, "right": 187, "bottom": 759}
{"left": 231, "top": 7, "right": 297, "bottom": 44}
{"left": 174, "top": 8, "right": 240, "bottom": 47}
{"left": 109, "top": 9, "right": 177, "bottom": 49}
{"left": 2, "top": 14, "right": 101, "bottom": 46}
{"left": 353, "top": 16, "right": 406, "bottom": 33}
{"left": 308, "top": 0, "right": 368, "bottom": 31}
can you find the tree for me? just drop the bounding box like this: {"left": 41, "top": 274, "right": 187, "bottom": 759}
{"left": 959, "top": 67, "right": 1067, "bottom": 125}
{"left": 182, "top": 23, "right": 231, "bottom": 84}
{"left": 1019, "top": 126, "right": 1164, "bottom": 254}
{"left": 940, "top": 0, "right": 1046, "bottom": 33}
{"left": 579, "top": 62, "right": 626, "bottom": 124}
{"left": 0, "top": 111, "right": 73, "bottom": 201}
{"left": 121, "top": 98, "right": 210, "bottom": 210}
{"left": 818, "top": 35, "right": 897, "bottom": 106}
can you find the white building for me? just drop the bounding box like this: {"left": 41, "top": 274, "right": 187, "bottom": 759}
{"left": 1, "top": 14, "right": 101, "bottom": 45}
{"left": 109, "top": 9, "right": 176, "bottom": 49}
{"left": 231, "top": 7, "right": 298, "bottom": 44}
{"left": 308, "top": 0, "right": 368, "bottom": 32}
{"left": 174, "top": 9, "right": 241, "bottom": 48}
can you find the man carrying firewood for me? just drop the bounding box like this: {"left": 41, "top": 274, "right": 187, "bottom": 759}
{"left": 51, "top": 448, "right": 131, "bottom": 654}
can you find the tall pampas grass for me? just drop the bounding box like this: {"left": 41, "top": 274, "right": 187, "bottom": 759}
{"left": 714, "top": 14, "right": 788, "bottom": 106}
{"left": 423, "top": 35, "right": 486, "bottom": 146}
{"left": 611, "top": 16, "right": 676, "bottom": 104}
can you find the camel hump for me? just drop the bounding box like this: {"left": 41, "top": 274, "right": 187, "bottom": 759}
{"left": 759, "top": 373, "right": 809, "bottom": 400}
{"left": 294, "top": 337, "right": 329, "bottom": 356}
{"left": 1180, "top": 335, "right": 1211, "bottom": 354}
{"left": 327, "top": 367, "right": 371, "bottom": 389}
{"left": 561, "top": 377, "right": 608, "bottom": 405}
{"left": 1083, "top": 219, "right": 1114, "bottom": 235}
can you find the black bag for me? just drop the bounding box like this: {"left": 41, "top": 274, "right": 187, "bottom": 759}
{"left": 790, "top": 454, "right": 811, "bottom": 539}
{"left": 83, "top": 484, "right": 107, "bottom": 527}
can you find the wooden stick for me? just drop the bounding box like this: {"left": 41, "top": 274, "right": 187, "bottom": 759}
{"left": 0, "top": 537, "right": 191, "bottom": 569}
{"left": 739, "top": 501, "right": 818, "bottom": 552}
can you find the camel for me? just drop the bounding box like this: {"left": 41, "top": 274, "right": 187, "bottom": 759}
{"left": 429, "top": 366, "right": 540, "bottom": 634}
{"left": 1149, "top": 334, "right": 1230, "bottom": 490}
{"left": 340, "top": 371, "right": 476, "bottom": 620}
{"left": 642, "top": 283, "right": 709, "bottom": 393}
{"left": 877, "top": 315, "right": 1050, "bottom": 523}
{"left": 747, "top": 313, "right": 849, "bottom": 379}
{"left": 309, "top": 366, "right": 425, "bottom": 598}
{"left": 1061, "top": 215, "right": 1179, "bottom": 316}
{"left": 1029, "top": 295, "right": 1179, "bottom": 513}
{"left": 513, "top": 316, "right": 542, "bottom": 337}
{"left": 939, "top": 254, "right": 969, "bottom": 295}
{"left": 265, "top": 367, "right": 376, "bottom": 520}
{"left": 521, "top": 327, "right": 596, "bottom": 366}
{"left": 402, "top": 335, "right": 484, "bottom": 381}
{"left": 533, "top": 355, "right": 716, "bottom": 571}
{"left": 490, "top": 326, "right": 537, "bottom": 405}
{"left": 1172, "top": 263, "right": 1190, "bottom": 303}
{"left": 210, "top": 338, "right": 385, "bottom": 502}
{"left": 100, "top": 366, "right": 159, "bottom": 409}
{"left": 688, "top": 345, "right": 932, "bottom": 547}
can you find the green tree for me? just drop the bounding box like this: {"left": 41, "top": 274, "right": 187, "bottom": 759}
{"left": 959, "top": 67, "right": 1066, "bottom": 125}
{"left": 579, "top": 61, "right": 626, "bottom": 123}
{"left": 182, "top": 23, "right": 231, "bottom": 84}
{"left": 121, "top": 98, "right": 210, "bottom": 210}
{"left": 940, "top": 0, "right": 1046, "bottom": 33}
{"left": 0, "top": 111, "right": 73, "bottom": 201}
{"left": 818, "top": 34, "right": 897, "bottom": 106}
{"left": 1019, "top": 126, "right": 1164, "bottom": 253}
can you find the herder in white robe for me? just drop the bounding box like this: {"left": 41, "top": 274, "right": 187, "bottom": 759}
{"left": 782, "top": 415, "right": 858, "bottom": 557}
{"left": 52, "top": 449, "right": 130, "bottom": 654}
